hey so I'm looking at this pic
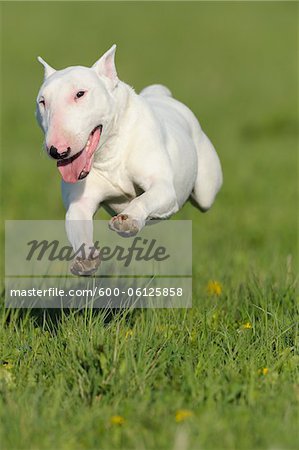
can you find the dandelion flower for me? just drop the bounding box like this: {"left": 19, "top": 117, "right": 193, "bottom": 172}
{"left": 175, "top": 409, "right": 193, "bottom": 423}
{"left": 110, "top": 415, "right": 125, "bottom": 425}
{"left": 207, "top": 281, "right": 222, "bottom": 296}
{"left": 258, "top": 367, "right": 269, "bottom": 375}
{"left": 125, "top": 329, "right": 134, "bottom": 339}
{"left": 242, "top": 322, "right": 252, "bottom": 329}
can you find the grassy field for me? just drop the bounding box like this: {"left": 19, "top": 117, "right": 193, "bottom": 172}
{"left": 0, "top": 2, "right": 298, "bottom": 450}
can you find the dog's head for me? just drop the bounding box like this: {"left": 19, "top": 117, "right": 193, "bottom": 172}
{"left": 36, "top": 45, "right": 119, "bottom": 183}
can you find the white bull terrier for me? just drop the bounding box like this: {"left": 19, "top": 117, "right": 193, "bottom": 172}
{"left": 36, "top": 45, "right": 223, "bottom": 275}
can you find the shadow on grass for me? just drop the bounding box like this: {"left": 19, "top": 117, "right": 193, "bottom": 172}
{"left": 2, "top": 302, "right": 140, "bottom": 334}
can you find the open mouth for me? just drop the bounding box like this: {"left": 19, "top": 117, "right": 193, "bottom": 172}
{"left": 57, "top": 125, "right": 102, "bottom": 183}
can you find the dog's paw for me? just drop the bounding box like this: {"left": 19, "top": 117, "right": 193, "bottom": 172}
{"left": 109, "top": 214, "right": 140, "bottom": 237}
{"left": 70, "top": 254, "right": 100, "bottom": 276}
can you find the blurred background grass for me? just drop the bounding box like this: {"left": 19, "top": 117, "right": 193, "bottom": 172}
{"left": 1, "top": 1, "right": 298, "bottom": 282}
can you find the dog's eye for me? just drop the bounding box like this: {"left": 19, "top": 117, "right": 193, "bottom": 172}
{"left": 76, "top": 91, "right": 86, "bottom": 99}
{"left": 39, "top": 97, "right": 45, "bottom": 107}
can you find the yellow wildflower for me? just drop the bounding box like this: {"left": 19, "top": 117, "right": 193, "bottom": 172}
{"left": 125, "top": 329, "right": 134, "bottom": 339}
{"left": 207, "top": 281, "right": 222, "bottom": 296}
{"left": 242, "top": 322, "right": 252, "bottom": 329}
{"left": 258, "top": 367, "right": 269, "bottom": 375}
{"left": 175, "top": 409, "right": 193, "bottom": 423}
{"left": 110, "top": 415, "right": 125, "bottom": 425}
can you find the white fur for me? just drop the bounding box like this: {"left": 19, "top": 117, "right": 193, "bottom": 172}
{"left": 36, "top": 45, "right": 223, "bottom": 254}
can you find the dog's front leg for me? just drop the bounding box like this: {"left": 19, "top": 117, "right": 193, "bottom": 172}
{"left": 62, "top": 173, "right": 116, "bottom": 275}
{"left": 63, "top": 182, "right": 104, "bottom": 276}
{"left": 109, "top": 180, "right": 179, "bottom": 236}
{"left": 65, "top": 200, "right": 100, "bottom": 276}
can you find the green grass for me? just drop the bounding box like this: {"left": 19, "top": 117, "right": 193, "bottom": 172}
{"left": 0, "top": 1, "right": 298, "bottom": 449}
{"left": 0, "top": 281, "right": 298, "bottom": 450}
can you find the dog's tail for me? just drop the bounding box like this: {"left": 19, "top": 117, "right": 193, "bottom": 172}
{"left": 140, "top": 84, "right": 172, "bottom": 98}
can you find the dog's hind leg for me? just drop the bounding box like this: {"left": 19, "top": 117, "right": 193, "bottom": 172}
{"left": 191, "top": 129, "right": 223, "bottom": 212}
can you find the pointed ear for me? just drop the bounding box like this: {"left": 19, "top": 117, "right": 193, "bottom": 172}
{"left": 37, "top": 56, "right": 56, "bottom": 79}
{"left": 92, "top": 44, "right": 118, "bottom": 87}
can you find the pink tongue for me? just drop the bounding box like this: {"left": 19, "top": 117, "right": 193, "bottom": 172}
{"left": 57, "top": 128, "right": 101, "bottom": 183}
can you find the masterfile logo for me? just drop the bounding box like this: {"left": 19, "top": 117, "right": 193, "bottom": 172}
{"left": 5, "top": 220, "right": 192, "bottom": 308}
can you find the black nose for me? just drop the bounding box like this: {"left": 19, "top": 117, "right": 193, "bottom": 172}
{"left": 49, "top": 146, "right": 71, "bottom": 160}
